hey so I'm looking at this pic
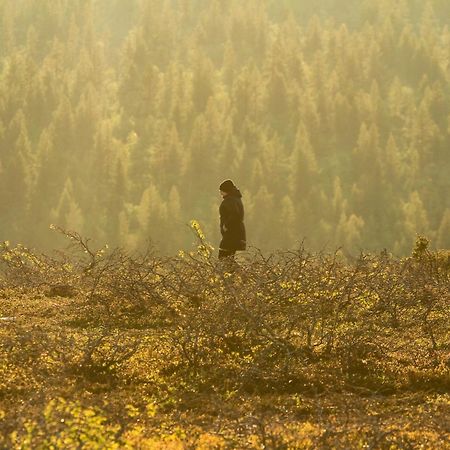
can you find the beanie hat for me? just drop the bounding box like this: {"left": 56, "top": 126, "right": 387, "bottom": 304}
{"left": 219, "top": 179, "right": 235, "bottom": 193}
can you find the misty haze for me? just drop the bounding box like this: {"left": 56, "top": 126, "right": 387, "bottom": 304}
{"left": 0, "top": 1, "right": 449, "bottom": 448}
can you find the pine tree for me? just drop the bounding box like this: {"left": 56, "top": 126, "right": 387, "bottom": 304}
{"left": 137, "top": 183, "right": 168, "bottom": 251}
{"left": 51, "top": 96, "right": 75, "bottom": 170}
{"left": 409, "top": 98, "right": 440, "bottom": 166}
{"left": 288, "top": 121, "right": 319, "bottom": 197}
{"left": 231, "top": 65, "right": 264, "bottom": 131}
{"left": 197, "top": 0, "right": 228, "bottom": 55}
{"left": 265, "top": 67, "right": 290, "bottom": 127}
{"left": 279, "top": 195, "right": 297, "bottom": 248}
{"left": 330, "top": 176, "right": 348, "bottom": 227}
{"left": 399, "top": 191, "right": 431, "bottom": 253}
{"left": 333, "top": 92, "right": 357, "bottom": 147}
{"left": 0, "top": 150, "right": 30, "bottom": 239}
{"left": 167, "top": 185, "right": 184, "bottom": 252}
{"left": 436, "top": 209, "right": 450, "bottom": 249}
{"left": 151, "top": 122, "right": 185, "bottom": 192}
{"left": 50, "top": 178, "right": 84, "bottom": 233}
{"left": 336, "top": 212, "right": 365, "bottom": 255}
{"left": 1, "top": 1, "right": 15, "bottom": 56}
{"left": 191, "top": 53, "right": 215, "bottom": 113}
{"left": 106, "top": 157, "right": 129, "bottom": 246}
{"left": 251, "top": 185, "right": 275, "bottom": 250}
{"left": 74, "top": 84, "right": 101, "bottom": 155}
{"left": 185, "top": 114, "right": 218, "bottom": 203}
{"left": 222, "top": 40, "right": 237, "bottom": 87}
{"left": 383, "top": 134, "right": 403, "bottom": 182}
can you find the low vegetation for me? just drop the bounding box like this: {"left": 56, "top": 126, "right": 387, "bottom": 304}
{"left": 0, "top": 226, "right": 449, "bottom": 448}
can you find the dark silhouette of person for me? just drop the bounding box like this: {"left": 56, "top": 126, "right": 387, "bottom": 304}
{"left": 218, "top": 179, "right": 246, "bottom": 259}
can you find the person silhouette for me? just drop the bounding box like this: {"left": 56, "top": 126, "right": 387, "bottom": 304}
{"left": 218, "top": 179, "right": 246, "bottom": 260}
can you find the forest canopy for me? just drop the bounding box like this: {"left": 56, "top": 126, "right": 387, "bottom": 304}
{"left": 0, "top": 0, "right": 449, "bottom": 255}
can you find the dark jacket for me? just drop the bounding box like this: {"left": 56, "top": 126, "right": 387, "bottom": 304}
{"left": 219, "top": 188, "right": 246, "bottom": 251}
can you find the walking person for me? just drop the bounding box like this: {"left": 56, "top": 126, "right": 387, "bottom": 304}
{"left": 218, "top": 179, "right": 246, "bottom": 260}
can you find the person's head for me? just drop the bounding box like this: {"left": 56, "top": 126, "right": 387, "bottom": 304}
{"left": 219, "top": 179, "right": 235, "bottom": 198}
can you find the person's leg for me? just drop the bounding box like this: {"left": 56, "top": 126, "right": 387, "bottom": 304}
{"left": 218, "top": 249, "right": 238, "bottom": 276}
{"left": 218, "top": 248, "right": 236, "bottom": 259}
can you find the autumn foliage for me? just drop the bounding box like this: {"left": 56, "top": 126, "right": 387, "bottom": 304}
{"left": 0, "top": 227, "right": 449, "bottom": 448}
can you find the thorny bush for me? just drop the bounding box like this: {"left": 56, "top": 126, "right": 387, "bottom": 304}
{"left": 1, "top": 227, "right": 448, "bottom": 393}
{"left": 0, "top": 227, "right": 449, "bottom": 448}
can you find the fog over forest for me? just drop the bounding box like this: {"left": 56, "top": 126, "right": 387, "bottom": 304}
{"left": 1, "top": 0, "right": 449, "bottom": 255}
{"left": 1, "top": 3, "right": 450, "bottom": 448}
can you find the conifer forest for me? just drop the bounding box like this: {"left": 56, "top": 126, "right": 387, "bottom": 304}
{"left": 0, "top": 1, "right": 450, "bottom": 448}
{"left": 0, "top": 0, "right": 449, "bottom": 255}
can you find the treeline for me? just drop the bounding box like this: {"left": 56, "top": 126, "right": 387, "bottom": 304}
{"left": 0, "top": 0, "right": 449, "bottom": 255}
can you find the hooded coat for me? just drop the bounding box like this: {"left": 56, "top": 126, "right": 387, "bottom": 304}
{"left": 219, "top": 187, "right": 246, "bottom": 251}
